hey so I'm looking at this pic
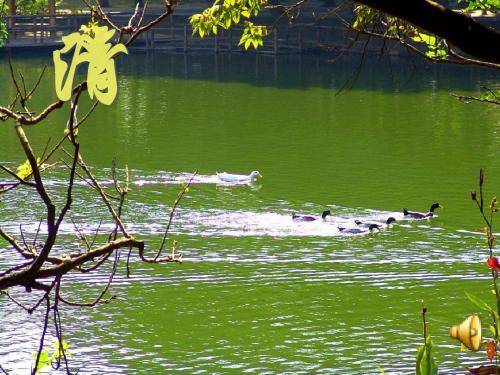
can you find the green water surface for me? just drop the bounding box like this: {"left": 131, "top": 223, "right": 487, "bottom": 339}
{"left": 0, "top": 52, "right": 499, "bottom": 374}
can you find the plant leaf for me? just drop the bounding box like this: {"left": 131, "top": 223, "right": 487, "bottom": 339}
{"left": 466, "top": 291, "right": 493, "bottom": 313}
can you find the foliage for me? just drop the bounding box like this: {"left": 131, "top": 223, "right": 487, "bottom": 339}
{"left": 190, "top": 0, "right": 268, "bottom": 50}
{"left": 11, "top": 0, "right": 62, "bottom": 15}
{"left": 238, "top": 21, "right": 267, "bottom": 49}
{"left": 0, "top": 0, "right": 6, "bottom": 47}
{"left": 410, "top": 33, "right": 447, "bottom": 58}
{"left": 353, "top": 5, "right": 447, "bottom": 60}
{"left": 458, "top": 0, "right": 500, "bottom": 12}
{"left": 466, "top": 170, "right": 500, "bottom": 369}
{"left": 416, "top": 305, "right": 438, "bottom": 375}
{"left": 33, "top": 341, "right": 71, "bottom": 373}
{"left": 16, "top": 157, "right": 41, "bottom": 180}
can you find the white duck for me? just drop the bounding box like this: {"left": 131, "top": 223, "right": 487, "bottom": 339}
{"left": 216, "top": 170, "right": 262, "bottom": 183}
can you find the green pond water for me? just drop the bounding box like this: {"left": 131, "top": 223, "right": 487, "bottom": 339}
{"left": 0, "top": 51, "right": 499, "bottom": 374}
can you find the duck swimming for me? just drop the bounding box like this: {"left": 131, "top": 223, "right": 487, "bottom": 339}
{"left": 354, "top": 217, "right": 396, "bottom": 228}
{"left": 338, "top": 223, "right": 381, "bottom": 234}
{"left": 292, "top": 210, "right": 332, "bottom": 222}
{"left": 403, "top": 203, "right": 442, "bottom": 219}
{"left": 216, "top": 170, "right": 262, "bottom": 183}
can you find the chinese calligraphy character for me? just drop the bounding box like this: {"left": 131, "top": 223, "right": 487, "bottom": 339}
{"left": 54, "top": 23, "right": 128, "bottom": 106}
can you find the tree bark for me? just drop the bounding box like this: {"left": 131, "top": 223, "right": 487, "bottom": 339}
{"left": 356, "top": 0, "right": 500, "bottom": 64}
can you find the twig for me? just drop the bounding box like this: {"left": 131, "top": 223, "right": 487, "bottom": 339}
{"left": 32, "top": 296, "right": 50, "bottom": 375}
{"left": 0, "top": 227, "right": 30, "bottom": 258}
{"left": 0, "top": 290, "right": 30, "bottom": 312}
{"left": 154, "top": 171, "right": 196, "bottom": 261}
{"left": 77, "top": 154, "right": 129, "bottom": 238}
{"left": 60, "top": 251, "right": 120, "bottom": 307}
{"left": 0, "top": 164, "right": 35, "bottom": 187}
{"left": 71, "top": 219, "right": 91, "bottom": 251}
{"left": 52, "top": 279, "right": 70, "bottom": 372}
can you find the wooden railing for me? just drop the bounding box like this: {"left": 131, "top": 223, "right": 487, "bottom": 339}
{"left": 3, "top": 13, "right": 347, "bottom": 54}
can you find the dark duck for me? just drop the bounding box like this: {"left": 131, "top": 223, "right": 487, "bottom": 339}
{"left": 338, "top": 223, "right": 381, "bottom": 234}
{"left": 292, "top": 210, "right": 331, "bottom": 222}
{"left": 403, "top": 203, "right": 442, "bottom": 219}
{"left": 355, "top": 217, "right": 396, "bottom": 228}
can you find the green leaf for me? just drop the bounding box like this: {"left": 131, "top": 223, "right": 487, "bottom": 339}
{"left": 244, "top": 38, "right": 252, "bottom": 49}
{"left": 490, "top": 324, "right": 497, "bottom": 337}
{"left": 466, "top": 291, "right": 493, "bottom": 313}
{"left": 241, "top": 9, "right": 250, "bottom": 18}
{"left": 232, "top": 11, "right": 240, "bottom": 24}
{"left": 33, "top": 351, "right": 51, "bottom": 373}
{"left": 238, "top": 34, "right": 249, "bottom": 45}
{"left": 416, "top": 337, "right": 438, "bottom": 375}
{"left": 415, "top": 345, "right": 425, "bottom": 375}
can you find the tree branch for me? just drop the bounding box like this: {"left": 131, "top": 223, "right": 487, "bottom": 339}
{"left": 355, "top": 0, "right": 500, "bottom": 65}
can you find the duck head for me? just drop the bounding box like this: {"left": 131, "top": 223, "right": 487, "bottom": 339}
{"left": 250, "top": 171, "right": 262, "bottom": 179}
{"left": 386, "top": 217, "right": 396, "bottom": 224}
{"left": 430, "top": 203, "right": 442, "bottom": 212}
{"left": 322, "top": 210, "right": 332, "bottom": 219}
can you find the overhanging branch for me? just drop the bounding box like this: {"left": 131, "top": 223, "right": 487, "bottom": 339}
{"left": 355, "top": 0, "right": 500, "bottom": 65}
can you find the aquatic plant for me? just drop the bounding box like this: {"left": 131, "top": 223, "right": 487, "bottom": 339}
{"left": 416, "top": 303, "right": 438, "bottom": 375}
{"left": 464, "top": 169, "right": 500, "bottom": 373}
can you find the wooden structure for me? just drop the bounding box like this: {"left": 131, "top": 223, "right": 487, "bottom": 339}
{"left": 2, "top": 12, "right": 348, "bottom": 54}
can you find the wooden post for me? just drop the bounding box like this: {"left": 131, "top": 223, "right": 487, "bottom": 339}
{"left": 183, "top": 24, "right": 187, "bottom": 52}
{"left": 273, "top": 54, "right": 277, "bottom": 81}
{"left": 7, "top": 0, "right": 15, "bottom": 29}
{"left": 34, "top": 16, "right": 38, "bottom": 42}
{"left": 298, "top": 29, "right": 302, "bottom": 52}
{"left": 273, "top": 29, "right": 278, "bottom": 55}
{"left": 48, "top": 0, "right": 56, "bottom": 38}
{"left": 228, "top": 29, "right": 232, "bottom": 53}
{"left": 41, "top": 15, "right": 45, "bottom": 42}
{"left": 151, "top": 29, "right": 155, "bottom": 50}
{"left": 214, "top": 32, "right": 218, "bottom": 53}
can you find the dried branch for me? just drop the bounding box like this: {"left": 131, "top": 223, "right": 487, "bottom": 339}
{"left": 87, "top": 0, "right": 121, "bottom": 32}
{"left": 109, "top": 162, "right": 129, "bottom": 242}
{"left": 0, "top": 164, "right": 35, "bottom": 187}
{"left": 154, "top": 171, "right": 197, "bottom": 261}
{"left": 59, "top": 251, "right": 119, "bottom": 307}
{"left": 0, "top": 290, "right": 31, "bottom": 312}
{"left": 77, "top": 155, "right": 129, "bottom": 238}
{"left": 32, "top": 296, "right": 50, "bottom": 375}
{"left": 25, "top": 66, "right": 47, "bottom": 102}
{"left": 71, "top": 219, "right": 92, "bottom": 251}
{"left": 55, "top": 87, "right": 85, "bottom": 231}
{"left": 52, "top": 280, "right": 70, "bottom": 372}
{"left": 332, "top": 8, "right": 500, "bottom": 70}
{"left": 0, "top": 227, "right": 31, "bottom": 258}
{"left": 125, "top": 0, "right": 175, "bottom": 46}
